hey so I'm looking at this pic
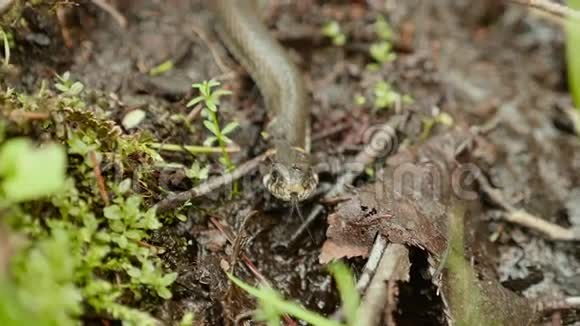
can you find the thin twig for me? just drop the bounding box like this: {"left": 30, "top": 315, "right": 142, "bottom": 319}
{"left": 185, "top": 103, "right": 203, "bottom": 124}
{"left": 477, "top": 174, "right": 580, "bottom": 241}
{"left": 505, "top": 210, "right": 579, "bottom": 241}
{"left": 331, "top": 234, "right": 389, "bottom": 322}
{"left": 91, "top": 0, "right": 127, "bottom": 29}
{"left": 148, "top": 142, "right": 240, "bottom": 154}
{"left": 356, "top": 234, "right": 389, "bottom": 293}
{"left": 508, "top": 0, "right": 580, "bottom": 21}
{"left": 89, "top": 150, "right": 110, "bottom": 206}
{"left": 536, "top": 296, "right": 580, "bottom": 311}
{"left": 9, "top": 111, "right": 50, "bottom": 120}
{"left": 156, "top": 150, "right": 274, "bottom": 212}
{"left": 355, "top": 243, "right": 410, "bottom": 326}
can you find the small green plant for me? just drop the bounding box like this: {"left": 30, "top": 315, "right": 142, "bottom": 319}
{"left": 566, "top": 0, "right": 580, "bottom": 110}
{"left": 229, "top": 261, "right": 360, "bottom": 326}
{"left": 419, "top": 110, "right": 454, "bottom": 140}
{"left": 369, "top": 16, "right": 396, "bottom": 65}
{"left": 374, "top": 16, "right": 394, "bottom": 41}
{"left": 186, "top": 161, "right": 209, "bottom": 181}
{"left": 1, "top": 70, "right": 176, "bottom": 325}
{"left": 322, "top": 21, "right": 347, "bottom": 46}
{"left": 0, "top": 136, "right": 73, "bottom": 326}
{"left": 10, "top": 227, "right": 83, "bottom": 326}
{"left": 47, "top": 179, "right": 172, "bottom": 324}
{"left": 187, "top": 80, "right": 238, "bottom": 172}
{"left": 373, "top": 80, "right": 412, "bottom": 110}
{"left": 55, "top": 72, "right": 84, "bottom": 97}
{"left": 370, "top": 42, "right": 396, "bottom": 64}
{"left": 54, "top": 72, "right": 86, "bottom": 109}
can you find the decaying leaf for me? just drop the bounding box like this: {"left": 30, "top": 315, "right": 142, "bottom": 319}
{"left": 321, "top": 129, "right": 538, "bottom": 325}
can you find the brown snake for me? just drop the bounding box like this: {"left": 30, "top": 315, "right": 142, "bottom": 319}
{"left": 213, "top": 0, "right": 318, "bottom": 201}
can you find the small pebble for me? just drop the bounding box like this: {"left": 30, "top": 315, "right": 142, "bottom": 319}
{"left": 122, "top": 109, "right": 146, "bottom": 129}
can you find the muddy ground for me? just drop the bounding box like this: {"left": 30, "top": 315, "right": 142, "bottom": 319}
{"left": 4, "top": 0, "right": 580, "bottom": 325}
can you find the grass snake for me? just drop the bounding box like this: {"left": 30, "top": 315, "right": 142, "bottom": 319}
{"left": 213, "top": 0, "right": 318, "bottom": 202}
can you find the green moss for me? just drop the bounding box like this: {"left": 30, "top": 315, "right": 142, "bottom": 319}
{"left": 0, "top": 73, "right": 177, "bottom": 325}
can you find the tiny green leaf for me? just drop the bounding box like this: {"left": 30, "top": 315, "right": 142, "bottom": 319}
{"left": 54, "top": 83, "right": 69, "bottom": 93}
{"left": 156, "top": 287, "right": 172, "bottom": 300}
{"left": 203, "top": 136, "right": 217, "bottom": 147}
{"left": 186, "top": 96, "right": 204, "bottom": 108}
{"left": 222, "top": 121, "right": 239, "bottom": 135}
{"left": 203, "top": 120, "right": 219, "bottom": 136}
{"left": 160, "top": 272, "right": 178, "bottom": 286}
{"left": 206, "top": 101, "right": 218, "bottom": 112}
{"left": 103, "top": 205, "right": 122, "bottom": 220}
{"left": 69, "top": 82, "right": 84, "bottom": 96}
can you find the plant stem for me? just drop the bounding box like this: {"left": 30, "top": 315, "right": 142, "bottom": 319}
{"left": 208, "top": 111, "right": 234, "bottom": 171}
{"left": 567, "top": 0, "right": 580, "bottom": 109}
{"left": 207, "top": 110, "right": 238, "bottom": 194}
{"left": 148, "top": 143, "right": 239, "bottom": 154}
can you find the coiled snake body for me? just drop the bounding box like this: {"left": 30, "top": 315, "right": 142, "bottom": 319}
{"left": 213, "top": 0, "right": 318, "bottom": 201}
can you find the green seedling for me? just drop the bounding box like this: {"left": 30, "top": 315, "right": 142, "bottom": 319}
{"left": 369, "top": 16, "right": 396, "bottom": 65}
{"left": 373, "top": 80, "right": 412, "bottom": 110}
{"left": 322, "top": 21, "right": 347, "bottom": 46}
{"left": 420, "top": 111, "right": 454, "bottom": 140}
{"left": 186, "top": 161, "right": 209, "bottom": 181}
{"left": 55, "top": 72, "right": 84, "bottom": 97}
{"left": 370, "top": 42, "right": 396, "bottom": 64}
{"left": 188, "top": 80, "right": 238, "bottom": 172}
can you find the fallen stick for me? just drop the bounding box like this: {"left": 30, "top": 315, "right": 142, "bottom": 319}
{"left": 156, "top": 150, "right": 274, "bottom": 212}
{"left": 355, "top": 242, "right": 410, "bottom": 326}
{"left": 477, "top": 174, "right": 580, "bottom": 241}
{"left": 509, "top": 0, "right": 580, "bottom": 21}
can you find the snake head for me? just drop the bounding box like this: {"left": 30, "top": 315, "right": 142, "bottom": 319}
{"left": 262, "top": 162, "right": 318, "bottom": 202}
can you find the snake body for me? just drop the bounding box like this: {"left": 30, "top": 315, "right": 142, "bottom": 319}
{"left": 213, "top": 0, "right": 318, "bottom": 201}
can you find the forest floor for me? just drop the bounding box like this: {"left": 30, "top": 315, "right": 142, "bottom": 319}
{"left": 1, "top": 0, "right": 579, "bottom": 325}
